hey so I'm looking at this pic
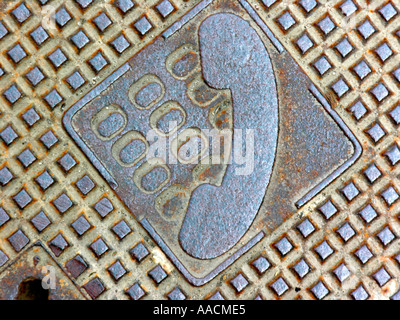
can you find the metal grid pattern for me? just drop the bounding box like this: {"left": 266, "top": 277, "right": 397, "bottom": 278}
{"left": 0, "top": 0, "right": 399, "bottom": 300}
{"left": 244, "top": 0, "right": 400, "bottom": 300}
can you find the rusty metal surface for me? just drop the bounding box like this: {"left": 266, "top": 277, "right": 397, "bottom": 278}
{"left": 0, "top": 0, "right": 400, "bottom": 300}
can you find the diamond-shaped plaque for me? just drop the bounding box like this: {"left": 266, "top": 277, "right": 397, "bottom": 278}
{"left": 64, "top": 0, "right": 360, "bottom": 285}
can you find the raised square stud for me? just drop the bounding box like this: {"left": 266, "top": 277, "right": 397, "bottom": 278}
{"left": 270, "top": 277, "right": 289, "bottom": 296}
{"left": 251, "top": 256, "right": 270, "bottom": 274}
{"left": 129, "top": 242, "right": 149, "bottom": 262}
{"left": 310, "top": 281, "right": 329, "bottom": 300}
{"left": 93, "top": 12, "right": 112, "bottom": 32}
{"left": 43, "top": 89, "right": 63, "bottom": 109}
{"left": 0, "top": 167, "right": 13, "bottom": 186}
{"left": 148, "top": 265, "right": 167, "bottom": 284}
{"left": 297, "top": 218, "right": 316, "bottom": 238}
{"left": 126, "top": 283, "right": 145, "bottom": 300}
{"left": 0, "top": 126, "right": 18, "bottom": 145}
{"left": 22, "top": 108, "right": 40, "bottom": 127}
{"left": 274, "top": 237, "right": 293, "bottom": 256}
{"left": 94, "top": 197, "right": 114, "bottom": 218}
{"left": 296, "top": 33, "right": 314, "bottom": 54}
{"left": 49, "top": 233, "right": 69, "bottom": 256}
{"left": 83, "top": 277, "right": 105, "bottom": 300}
{"left": 314, "top": 240, "right": 334, "bottom": 261}
{"left": 13, "top": 189, "right": 32, "bottom": 209}
{"left": 75, "top": 175, "right": 95, "bottom": 195}
{"left": 107, "top": 260, "right": 127, "bottom": 281}
{"left": 52, "top": 193, "right": 73, "bottom": 214}
{"left": 8, "top": 229, "right": 29, "bottom": 252}
{"left": 71, "top": 215, "right": 92, "bottom": 236}
{"left": 30, "top": 26, "right": 49, "bottom": 46}
{"left": 35, "top": 170, "right": 55, "bottom": 190}
{"left": 88, "top": 52, "right": 108, "bottom": 73}
{"left": 30, "top": 211, "right": 51, "bottom": 232}
{"left": 110, "top": 34, "right": 130, "bottom": 54}
{"left": 230, "top": 273, "right": 249, "bottom": 293}
{"left": 65, "top": 255, "right": 88, "bottom": 279}
{"left": 90, "top": 238, "right": 109, "bottom": 257}
{"left": 156, "top": 0, "right": 176, "bottom": 19}
{"left": 333, "top": 263, "right": 351, "bottom": 283}
{"left": 351, "top": 285, "right": 369, "bottom": 300}
{"left": 11, "top": 3, "right": 31, "bottom": 25}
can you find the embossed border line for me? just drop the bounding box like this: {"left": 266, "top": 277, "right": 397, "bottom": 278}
{"left": 63, "top": 63, "right": 131, "bottom": 190}
{"left": 141, "top": 219, "right": 265, "bottom": 286}
{"left": 163, "top": 0, "right": 215, "bottom": 38}
{"left": 238, "top": 0, "right": 285, "bottom": 53}
{"left": 61, "top": 0, "right": 360, "bottom": 285}
{"left": 295, "top": 85, "right": 363, "bottom": 208}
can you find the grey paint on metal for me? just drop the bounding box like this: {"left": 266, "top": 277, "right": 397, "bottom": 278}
{"left": 178, "top": 13, "right": 279, "bottom": 259}
{"left": 295, "top": 85, "right": 363, "bottom": 208}
{"left": 163, "top": 0, "right": 285, "bottom": 54}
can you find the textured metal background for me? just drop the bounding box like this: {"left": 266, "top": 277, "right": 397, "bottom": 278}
{"left": 0, "top": 0, "right": 400, "bottom": 300}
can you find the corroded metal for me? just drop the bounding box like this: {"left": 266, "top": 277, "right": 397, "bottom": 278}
{"left": 0, "top": 0, "right": 399, "bottom": 300}
{"left": 63, "top": 0, "right": 356, "bottom": 285}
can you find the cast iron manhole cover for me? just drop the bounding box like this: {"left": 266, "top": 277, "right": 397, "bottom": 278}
{"left": 0, "top": 0, "right": 399, "bottom": 300}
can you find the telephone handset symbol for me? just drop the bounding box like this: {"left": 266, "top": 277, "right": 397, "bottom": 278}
{"left": 178, "top": 13, "right": 279, "bottom": 259}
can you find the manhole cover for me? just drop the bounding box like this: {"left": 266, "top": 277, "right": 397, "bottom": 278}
{"left": 0, "top": 0, "right": 399, "bottom": 300}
